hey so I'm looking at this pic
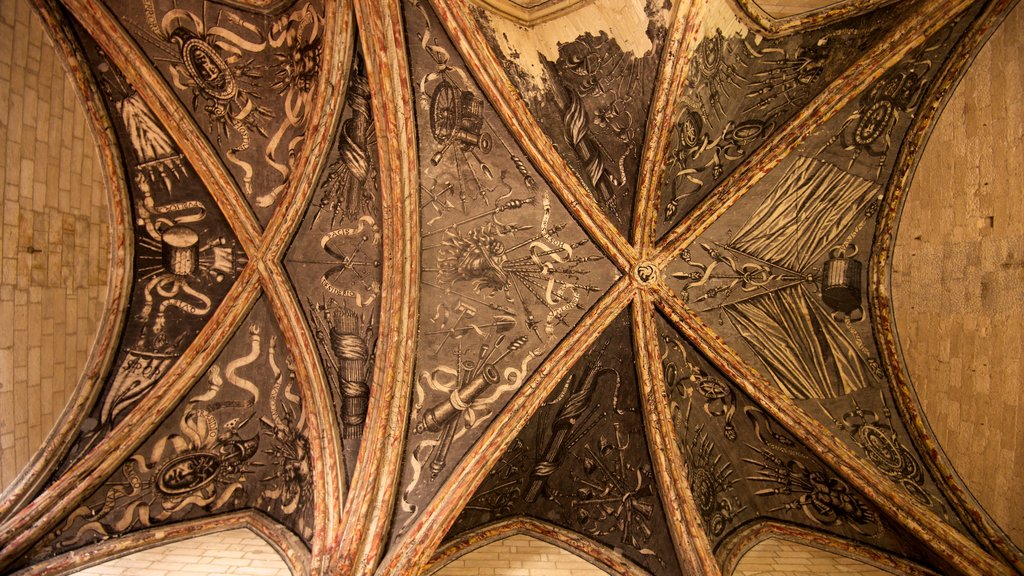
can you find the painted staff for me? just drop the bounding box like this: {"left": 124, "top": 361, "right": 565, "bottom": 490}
{"left": 525, "top": 364, "right": 614, "bottom": 502}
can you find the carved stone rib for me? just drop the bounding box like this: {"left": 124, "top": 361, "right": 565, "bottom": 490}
{"left": 258, "top": 2, "right": 356, "bottom": 263}
{"left": 732, "top": 0, "right": 903, "bottom": 37}
{"left": 428, "top": 516, "right": 651, "bottom": 575}
{"left": 633, "top": 291, "right": 722, "bottom": 575}
{"left": 259, "top": 263, "right": 345, "bottom": 575}
{"left": 12, "top": 510, "right": 309, "bottom": 576}
{"left": 257, "top": 12, "right": 355, "bottom": 568}
{"left": 718, "top": 520, "right": 937, "bottom": 576}
{"left": 869, "top": 0, "right": 1024, "bottom": 569}
{"left": 632, "top": 0, "right": 707, "bottom": 253}
{"left": 331, "top": 0, "right": 422, "bottom": 574}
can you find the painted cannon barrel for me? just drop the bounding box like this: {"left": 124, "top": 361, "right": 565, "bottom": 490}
{"left": 416, "top": 364, "right": 500, "bottom": 434}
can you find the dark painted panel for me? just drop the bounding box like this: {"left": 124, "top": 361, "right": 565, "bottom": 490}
{"left": 655, "top": 3, "right": 905, "bottom": 237}
{"left": 448, "top": 311, "right": 682, "bottom": 576}
{"left": 664, "top": 2, "right": 985, "bottom": 541}
{"left": 655, "top": 313, "right": 943, "bottom": 569}
{"left": 475, "top": 0, "right": 674, "bottom": 236}
{"left": 25, "top": 298, "right": 314, "bottom": 566}
{"left": 391, "top": 0, "right": 620, "bottom": 541}
{"left": 55, "top": 21, "right": 247, "bottom": 472}
{"left": 284, "top": 44, "right": 380, "bottom": 483}
{"left": 99, "top": 0, "right": 326, "bottom": 224}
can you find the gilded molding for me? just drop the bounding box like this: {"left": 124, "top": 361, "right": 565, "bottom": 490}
{"left": 731, "top": 0, "right": 903, "bottom": 36}
{"left": 259, "top": 0, "right": 356, "bottom": 262}
{"left": 5, "top": 0, "right": 1022, "bottom": 574}
{"left": 632, "top": 0, "right": 704, "bottom": 252}
{"left": 255, "top": 6, "right": 355, "bottom": 566}
{"left": 633, "top": 292, "right": 722, "bottom": 574}
{"left": 259, "top": 262, "right": 345, "bottom": 574}
{"left": 331, "top": 0, "right": 422, "bottom": 573}
{"left": 718, "top": 519, "right": 938, "bottom": 576}
{"left": 466, "top": 0, "right": 593, "bottom": 27}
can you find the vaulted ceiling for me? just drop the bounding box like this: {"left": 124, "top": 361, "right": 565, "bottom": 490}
{"left": 1, "top": 0, "right": 1022, "bottom": 575}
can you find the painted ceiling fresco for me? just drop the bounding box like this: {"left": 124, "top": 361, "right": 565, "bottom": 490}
{"left": 1, "top": 0, "right": 1022, "bottom": 575}
{"left": 652, "top": 2, "right": 907, "bottom": 238}
{"left": 446, "top": 311, "right": 682, "bottom": 575}
{"left": 22, "top": 298, "right": 315, "bottom": 568}
{"left": 99, "top": 0, "right": 327, "bottom": 225}
{"left": 53, "top": 22, "right": 247, "bottom": 475}
{"left": 654, "top": 313, "right": 944, "bottom": 570}
{"left": 473, "top": 0, "right": 675, "bottom": 236}
{"left": 283, "top": 43, "right": 382, "bottom": 481}
{"left": 391, "top": 0, "right": 618, "bottom": 541}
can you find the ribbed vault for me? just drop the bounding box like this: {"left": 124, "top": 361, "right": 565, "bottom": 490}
{"left": 0, "top": 0, "right": 1021, "bottom": 575}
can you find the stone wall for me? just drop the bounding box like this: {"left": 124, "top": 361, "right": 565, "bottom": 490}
{"left": 734, "top": 538, "right": 895, "bottom": 575}
{"left": 892, "top": 0, "right": 1024, "bottom": 551}
{"left": 0, "top": 0, "right": 110, "bottom": 489}
{"left": 73, "top": 529, "right": 290, "bottom": 576}
{"left": 434, "top": 535, "right": 607, "bottom": 576}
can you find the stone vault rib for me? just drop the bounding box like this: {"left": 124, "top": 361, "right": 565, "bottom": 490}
{"left": 634, "top": 290, "right": 721, "bottom": 574}
{"left": 331, "top": 0, "right": 422, "bottom": 573}
{"left": 633, "top": 0, "right": 707, "bottom": 253}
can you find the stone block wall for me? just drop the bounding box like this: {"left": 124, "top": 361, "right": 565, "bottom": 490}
{"left": 434, "top": 535, "right": 607, "bottom": 576}
{"left": 74, "top": 529, "right": 291, "bottom": 576}
{"left": 0, "top": 0, "right": 110, "bottom": 489}
{"left": 734, "top": 538, "right": 894, "bottom": 575}
{"left": 892, "top": 0, "right": 1024, "bottom": 550}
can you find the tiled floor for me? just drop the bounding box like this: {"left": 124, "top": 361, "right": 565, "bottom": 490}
{"left": 73, "top": 529, "right": 292, "bottom": 576}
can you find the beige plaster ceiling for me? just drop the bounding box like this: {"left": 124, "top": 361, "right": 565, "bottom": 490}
{"left": 753, "top": 0, "right": 847, "bottom": 18}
